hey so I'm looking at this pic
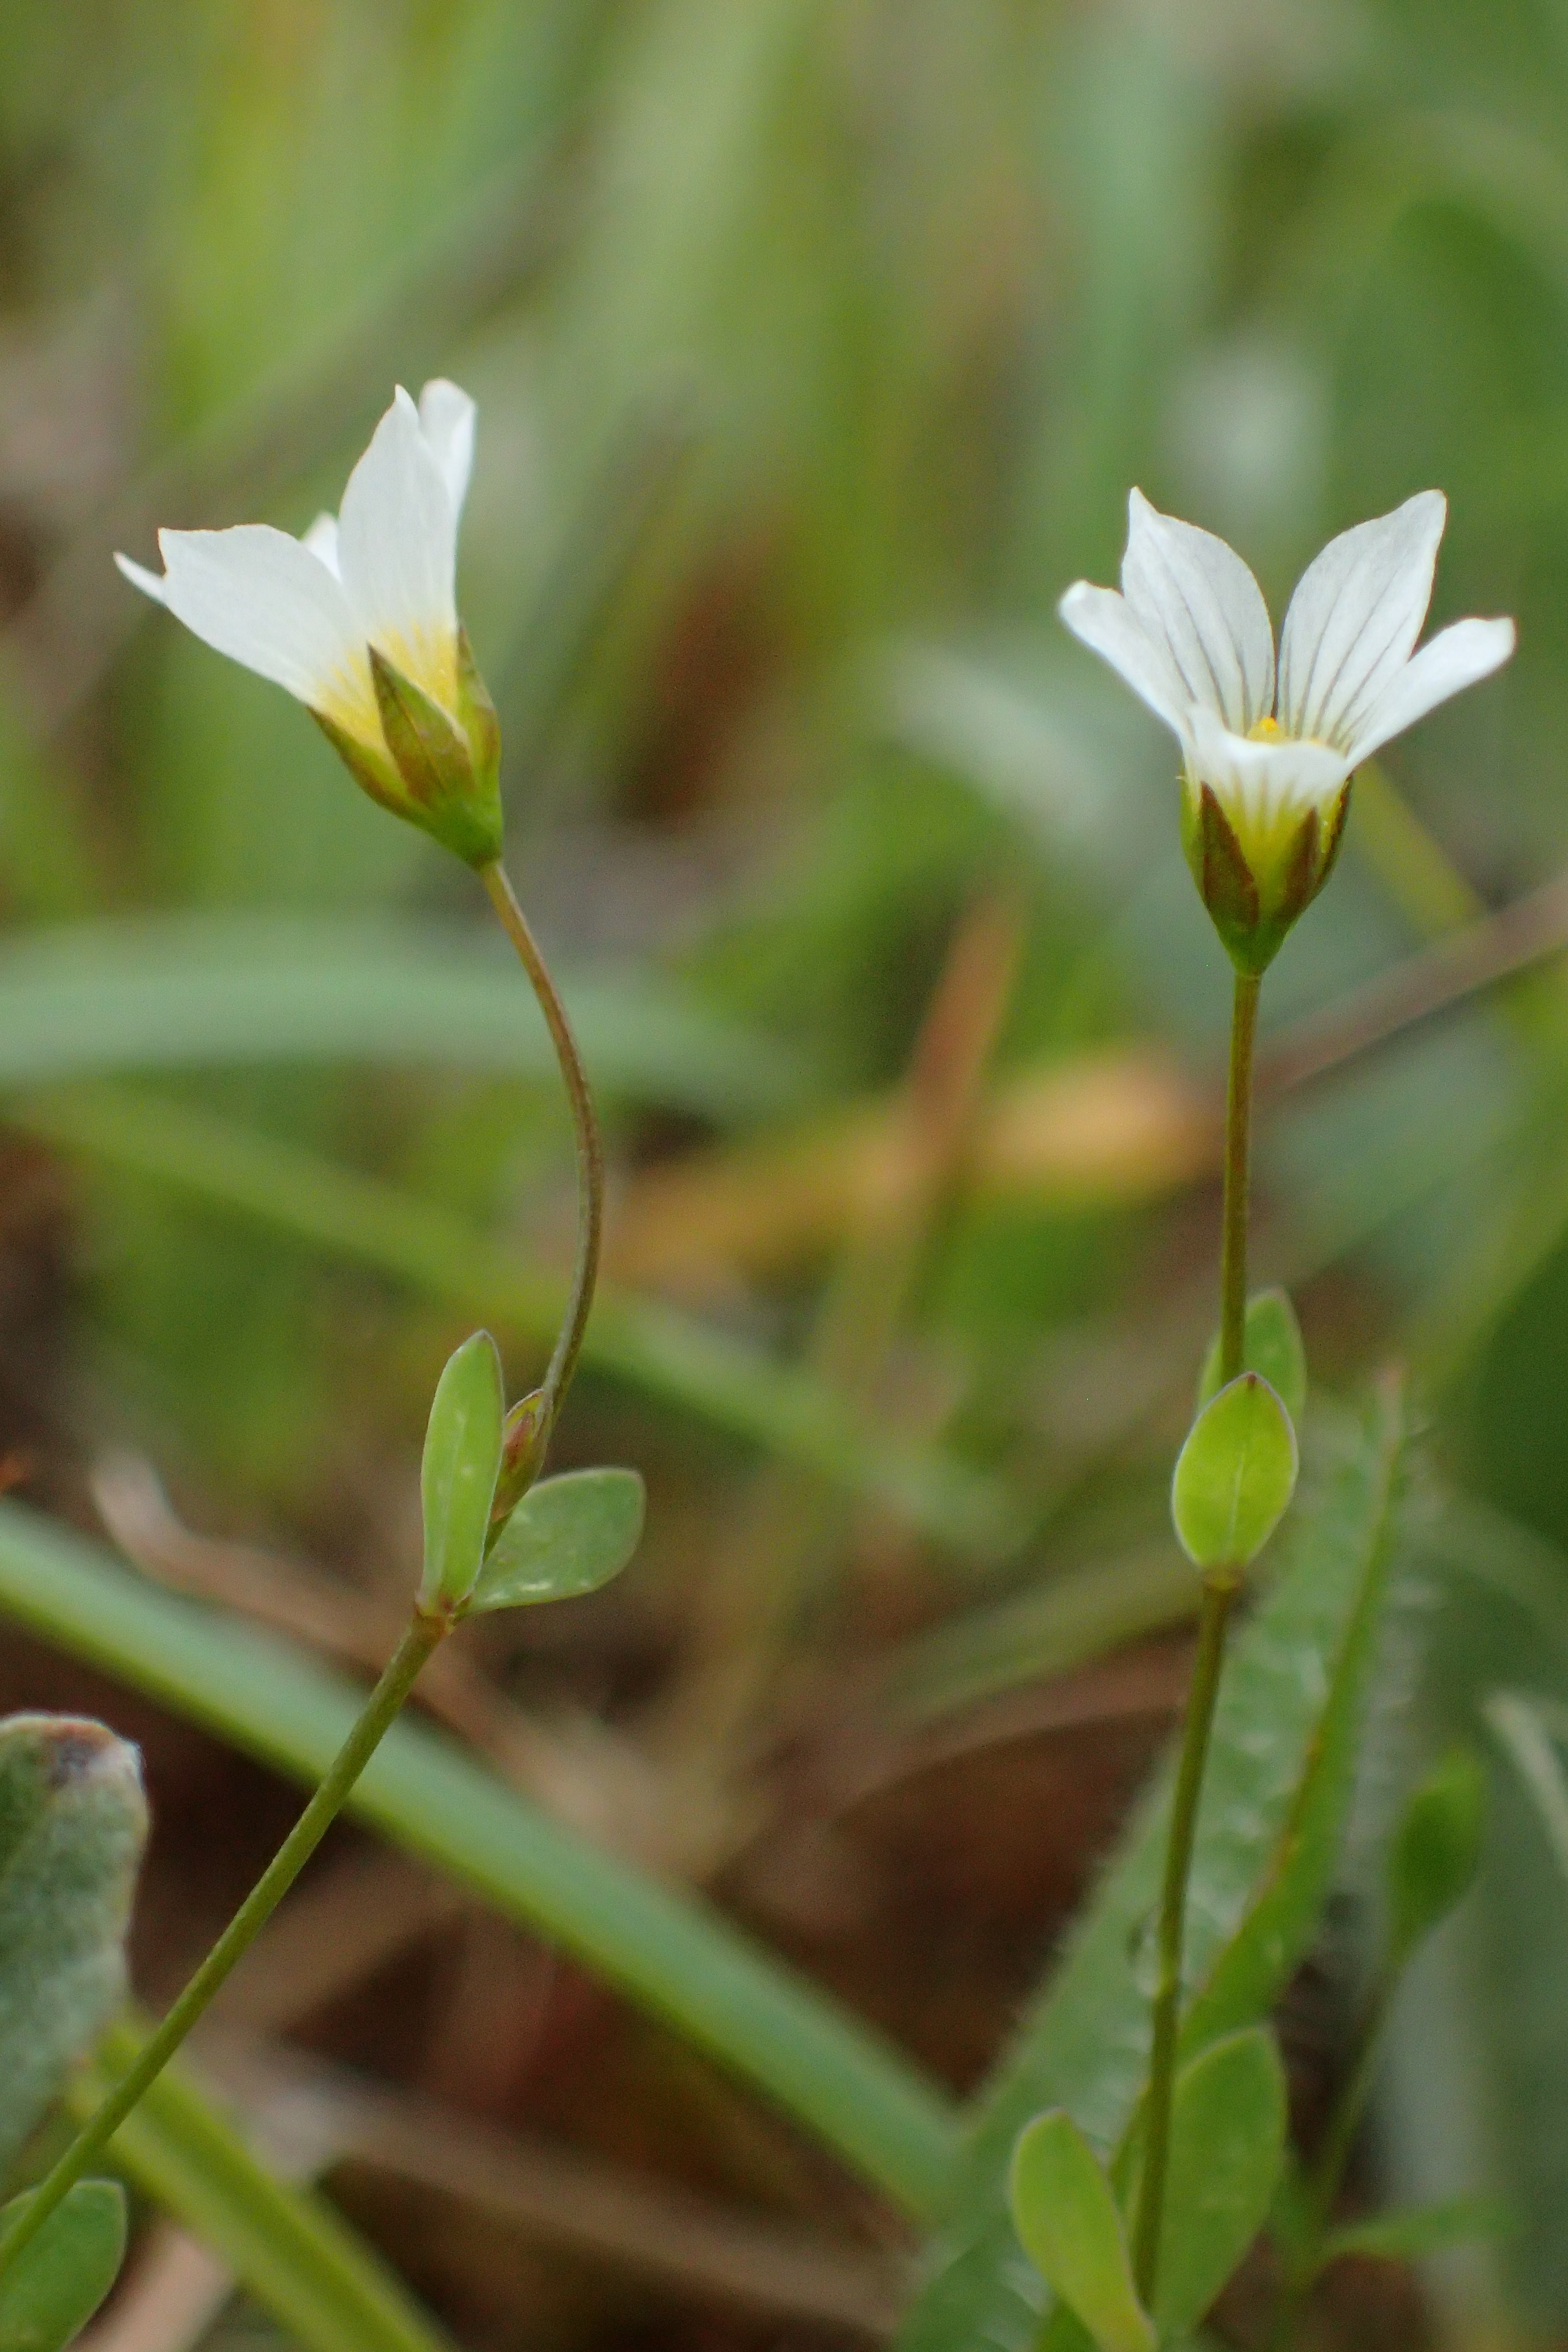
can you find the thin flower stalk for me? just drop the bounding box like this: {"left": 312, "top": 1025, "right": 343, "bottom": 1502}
{"left": 1060, "top": 487, "right": 1514, "bottom": 2313}
{"left": 0, "top": 382, "right": 607, "bottom": 2289}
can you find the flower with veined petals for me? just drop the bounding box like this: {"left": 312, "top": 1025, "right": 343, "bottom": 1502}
{"left": 1059, "top": 489, "right": 1515, "bottom": 969}
{"left": 115, "top": 379, "right": 503, "bottom": 869}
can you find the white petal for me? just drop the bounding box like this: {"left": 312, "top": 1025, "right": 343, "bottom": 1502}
{"left": 1278, "top": 491, "right": 1447, "bottom": 748}
{"left": 1058, "top": 580, "right": 1194, "bottom": 743}
{"left": 302, "top": 510, "right": 341, "bottom": 577}
{"left": 1344, "top": 615, "right": 1515, "bottom": 768}
{"left": 1187, "top": 705, "right": 1349, "bottom": 811}
{"left": 154, "top": 525, "right": 362, "bottom": 706}
{"left": 336, "top": 385, "right": 457, "bottom": 658}
{"left": 114, "top": 551, "right": 169, "bottom": 606}
{"left": 418, "top": 379, "right": 476, "bottom": 520}
{"left": 1121, "top": 489, "right": 1275, "bottom": 733}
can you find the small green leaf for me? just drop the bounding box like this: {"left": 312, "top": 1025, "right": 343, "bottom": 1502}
{"left": 471, "top": 1468, "right": 645, "bottom": 1613}
{"left": 1171, "top": 1374, "right": 1298, "bottom": 1576}
{"left": 1152, "top": 2026, "right": 1288, "bottom": 2336}
{"left": 1197, "top": 1290, "right": 1306, "bottom": 1429}
{"left": 418, "top": 1331, "right": 504, "bottom": 1611}
{"left": 0, "top": 2180, "right": 126, "bottom": 2352}
{"left": 1320, "top": 2195, "right": 1511, "bottom": 2269}
{"left": 1388, "top": 1749, "right": 1486, "bottom": 1963}
{"left": 0, "top": 1714, "right": 148, "bottom": 2170}
{"left": 1009, "top": 2112, "right": 1154, "bottom": 2352}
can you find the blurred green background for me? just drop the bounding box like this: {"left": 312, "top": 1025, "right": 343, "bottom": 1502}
{"left": 6, "top": 0, "right": 1568, "bottom": 2343}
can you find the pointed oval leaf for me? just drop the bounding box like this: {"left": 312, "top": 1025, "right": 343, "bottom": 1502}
{"left": 1172, "top": 1373, "right": 1298, "bottom": 1575}
{"left": 1009, "top": 2112, "right": 1154, "bottom": 2352}
{"left": 0, "top": 1715, "right": 146, "bottom": 2170}
{"left": 1387, "top": 1748, "right": 1486, "bottom": 1963}
{"left": 1197, "top": 1290, "right": 1306, "bottom": 1429}
{"left": 471, "top": 1468, "right": 645, "bottom": 1613}
{"left": 0, "top": 2179, "right": 126, "bottom": 2352}
{"left": 1152, "top": 2026, "right": 1287, "bottom": 2336}
{"left": 418, "top": 1331, "right": 504, "bottom": 1610}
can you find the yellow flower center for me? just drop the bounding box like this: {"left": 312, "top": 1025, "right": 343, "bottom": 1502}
{"left": 1246, "top": 715, "right": 1284, "bottom": 742}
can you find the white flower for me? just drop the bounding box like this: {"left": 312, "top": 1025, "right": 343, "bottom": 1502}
{"left": 115, "top": 379, "right": 503, "bottom": 867}
{"left": 1059, "top": 489, "right": 1514, "bottom": 964}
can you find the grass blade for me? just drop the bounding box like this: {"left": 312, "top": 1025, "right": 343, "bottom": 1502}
{"left": 0, "top": 915, "right": 802, "bottom": 1121}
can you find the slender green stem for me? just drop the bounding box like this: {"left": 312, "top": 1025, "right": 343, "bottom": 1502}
{"left": 1220, "top": 968, "right": 1261, "bottom": 1385}
{"left": 480, "top": 859, "right": 603, "bottom": 1437}
{"left": 0, "top": 1611, "right": 446, "bottom": 2281}
{"left": 1132, "top": 1574, "right": 1236, "bottom": 2300}
{"left": 1131, "top": 962, "right": 1262, "bottom": 2305}
{"left": 0, "top": 864, "right": 604, "bottom": 2282}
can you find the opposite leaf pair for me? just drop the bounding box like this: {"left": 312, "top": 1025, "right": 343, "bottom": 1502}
{"left": 419, "top": 1330, "right": 645, "bottom": 1615}
{"left": 1009, "top": 2026, "right": 1287, "bottom": 2352}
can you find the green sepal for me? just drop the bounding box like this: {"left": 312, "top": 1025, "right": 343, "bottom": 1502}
{"left": 309, "top": 709, "right": 410, "bottom": 824}
{"left": 1182, "top": 785, "right": 1260, "bottom": 967}
{"left": 1197, "top": 1288, "right": 1307, "bottom": 1429}
{"left": 1387, "top": 1747, "right": 1486, "bottom": 1964}
{"left": 1009, "top": 2111, "right": 1154, "bottom": 2352}
{"left": 471, "top": 1467, "right": 645, "bottom": 1613}
{"left": 1171, "top": 1371, "right": 1298, "bottom": 1576}
{"left": 0, "top": 2179, "right": 127, "bottom": 2352}
{"left": 456, "top": 625, "right": 501, "bottom": 796}
{"left": 418, "top": 1330, "right": 505, "bottom": 1611}
{"left": 369, "top": 647, "right": 503, "bottom": 869}
{"left": 1180, "top": 779, "right": 1353, "bottom": 973}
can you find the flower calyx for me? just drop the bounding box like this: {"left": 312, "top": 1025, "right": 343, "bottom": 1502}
{"left": 1180, "top": 771, "right": 1350, "bottom": 974}
{"left": 317, "top": 625, "right": 502, "bottom": 870}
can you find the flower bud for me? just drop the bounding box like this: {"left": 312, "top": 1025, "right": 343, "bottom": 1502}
{"left": 487, "top": 1387, "right": 549, "bottom": 1534}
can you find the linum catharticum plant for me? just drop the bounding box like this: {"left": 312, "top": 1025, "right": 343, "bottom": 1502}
{"left": 1007, "top": 492, "right": 1514, "bottom": 2345}
{"left": 0, "top": 384, "right": 646, "bottom": 2316}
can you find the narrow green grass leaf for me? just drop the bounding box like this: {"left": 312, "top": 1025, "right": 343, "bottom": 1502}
{"left": 70, "top": 2021, "right": 451, "bottom": 2352}
{"left": 473, "top": 1468, "right": 645, "bottom": 1611}
{"left": 0, "top": 2181, "right": 126, "bottom": 2352}
{"left": 0, "top": 1504, "right": 959, "bottom": 2216}
{"left": 896, "top": 1385, "right": 1408, "bottom": 2352}
{"left": 0, "top": 915, "right": 801, "bottom": 1120}
{"left": 1009, "top": 2114, "right": 1152, "bottom": 2352}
